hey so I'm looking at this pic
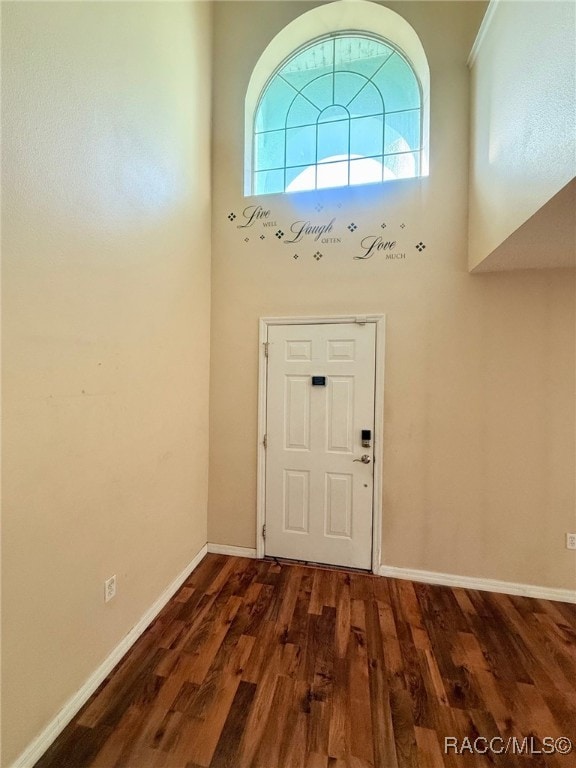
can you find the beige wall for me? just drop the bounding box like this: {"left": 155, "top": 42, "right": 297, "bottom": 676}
{"left": 209, "top": 1, "right": 575, "bottom": 591}
{"left": 1, "top": 2, "right": 212, "bottom": 764}
{"left": 468, "top": 0, "right": 576, "bottom": 270}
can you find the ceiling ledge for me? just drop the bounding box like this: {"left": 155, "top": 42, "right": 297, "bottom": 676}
{"left": 470, "top": 178, "right": 576, "bottom": 273}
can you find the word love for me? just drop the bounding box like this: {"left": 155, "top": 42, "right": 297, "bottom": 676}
{"left": 238, "top": 205, "right": 273, "bottom": 228}
{"left": 285, "top": 218, "right": 336, "bottom": 244}
{"left": 355, "top": 235, "right": 399, "bottom": 260}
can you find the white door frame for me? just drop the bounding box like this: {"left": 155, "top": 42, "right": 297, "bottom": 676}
{"left": 257, "top": 314, "right": 386, "bottom": 574}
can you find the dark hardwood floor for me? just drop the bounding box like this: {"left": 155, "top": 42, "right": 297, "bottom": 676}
{"left": 35, "top": 554, "right": 576, "bottom": 768}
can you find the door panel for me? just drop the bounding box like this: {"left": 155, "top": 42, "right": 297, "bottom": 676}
{"left": 285, "top": 377, "right": 310, "bottom": 450}
{"left": 327, "top": 377, "right": 354, "bottom": 452}
{"left": 325, "top": 472, "right": 353, "bottom": 538}
{"left": 283, "top": 470, "right": 310, "bottom": 533}
{"left": 265, "top": 322, "right": 376, "bottom": 569}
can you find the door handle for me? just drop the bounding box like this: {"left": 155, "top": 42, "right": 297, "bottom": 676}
{"left": 353, "top": 454, "right": 371, "bottom": 464}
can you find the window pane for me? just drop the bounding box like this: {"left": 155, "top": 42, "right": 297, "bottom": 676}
{"left": 317, "top": 120, "right": 349, "bottom": 163}
{"left": 252, "top": 34, "right": 423, "bottom": 195}
{"left": 373, "top": 53, "right": 420, "bottom": 112}
{"left": 346, "top": 81, "right": 384, "bottom": 116}
{"left": 317, "top": 160, "right": 349, "bottom": 189}
{"left": 255, "top": 129, "right": 285, "bottom": 171}
{"left": 286, "top": 95, "right": 320, "bottom": 128}
{"left": 286, "top": 125, "right": 316, "bottom": 167}
{"left": 286, "top": 164, "right": 315, "bottom": 192}
{"left": 350, "top": 157, "right": 384, "bottom": 186}
{"left": 335, "top": 36, "right": 394, "bottom": 79}
{"left": 256, "top": 77, "right": 296, "bottom": 132}
{"left": 350, "top": 115, "right": 384, "bottom": 158}
{"left": 334, "top": 72, "right": 365, "bottom": 107}
{"left": 301, "top": 73, "right": 335, "bottom": 111}
{"left": 383, "top": 151, "right": 419, "bottom": 180}
{"left": 280, "top": 39, "right": 333, "bottom": 91}
{"left": 318, "top": 105, "right": 348, "bottom": 124}
{"left": 254, "top": 169, "right": 285, "bottom": 195}
{"left": 384, "top": 110, "right": 420, "bottom": 154}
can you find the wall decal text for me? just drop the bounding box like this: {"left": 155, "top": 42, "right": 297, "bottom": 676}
{"left": 224, "top": 197, "right": 427, "bottom": 263}
{"left": 355, "top": 236, "right": 398, "bottom": 260}
{"left": 238, "top": 205, "right": 272, "bottom": 228}
{"left": 284, "top": 218, "right": 336, "bottom": 244}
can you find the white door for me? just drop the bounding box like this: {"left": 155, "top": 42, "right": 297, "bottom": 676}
{"left": 265, "top": 322, "right": 376, "bottom": 569}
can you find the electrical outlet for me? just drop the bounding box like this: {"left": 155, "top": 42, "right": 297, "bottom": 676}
{"left": 567, "top": 533, "right": 576, "bottom": 551}
{"left": 105, "top": 575, "right": 116, "bottom": 602}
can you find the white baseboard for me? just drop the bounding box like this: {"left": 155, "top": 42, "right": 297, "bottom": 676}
{"left": 11, "top": 544, "right": 208, "bottom": 768}
{"left": 378, "top": 564, "right": 576, "bottom": 604}
{"left": 207, "top": 542, "right": 258, "bottom": 559}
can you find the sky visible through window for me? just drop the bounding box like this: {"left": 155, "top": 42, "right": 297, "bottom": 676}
{"left": 253, "top": 35, "right": 422, "bottom": 195}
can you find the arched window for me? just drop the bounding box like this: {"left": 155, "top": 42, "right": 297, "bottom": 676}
{"left": 245, "top": 2, "right": 429, "bottom": 196}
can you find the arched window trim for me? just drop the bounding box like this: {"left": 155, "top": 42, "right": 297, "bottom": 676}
{"left": 245, "top": 0, "right": 430, "bottom": 196}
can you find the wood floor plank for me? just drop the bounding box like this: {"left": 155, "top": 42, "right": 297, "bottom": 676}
{"left": 420, "top": 648, "right": 449, "bottom": 708}
{"left": 89, "top": 706, "right": 142, "bottom": 768}
{"left": 328, "top": 654, "right": 350, "bottom": 761}
{"left": 184, "top": 633, "right": 255, "bottom": 766}
{"left": 389, "top": 686, "right": 419, "bottom": 768}
{"left": 308, "top": 569, "right": 326, "bottom": 616}
{"left": 365, "top": 599, "right": 399, "bottom": 768}
{"left": 471, "top": 670, "right": 516, "bottom": 733}
{"left": 305, "top": 752, "right": 328, "bottom": 768}
{"left": 414, "top": 726, "right": 446, "bottom": 768}
{"left": 34, "top": 724, "right": 112, "bottom": 768}
{"left": 278, "top": 678, "right": 309, "bottom": 768}
{"left": 185, "top": 595, "right": 244, "bottom": 684}
{"left": 376, "top": 598, "right": 405, "bottom": 689}
{"left": 235, "top": 672, "right": 279, "bottom": 766}
{"left": 348, "top": 599, "right": 375, "bottom": 764}
{"left": 108, "top": 684, "right": 181, "bottom": 767}
{"left": 34, "top": 554, "right": 576, "bottom": 768}
{"left": 209, "top": 680, "right": 257, "bottom": 768}
{"left": 254, "top": 674, "right": 295, "bottom": 767}
{"left": 334, "top": 571, "right": 351, "bottom": 659}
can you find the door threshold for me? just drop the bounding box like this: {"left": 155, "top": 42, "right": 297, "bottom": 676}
{"left": 264, "top": 555, "right": 371, "bottom": 574}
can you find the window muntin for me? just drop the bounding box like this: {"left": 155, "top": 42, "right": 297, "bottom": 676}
{"left": 253, "top": 34, "right": 422, "bottom": 195}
